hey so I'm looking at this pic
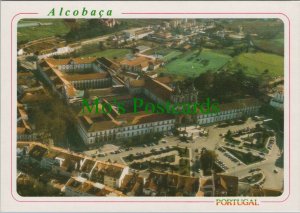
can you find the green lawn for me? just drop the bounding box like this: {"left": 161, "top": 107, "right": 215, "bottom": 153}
{"left": 164, "top": 49, "right": 232, "bottom": 77}
{"left": 144, "top": 47, "right": 176, "bottom": 57}
{"left": 253, "top": 38, "right": 284, "bottom": 55}
{"left": 80, "top": 48, "right": 131, "bottom": 59}
{"left": 164, "top": 50, "right": 183, "bottom": 61}
{"left": 230, "top": 52, "right": 284, "bottom": 77}
{"left": 18, "top": 19, "right": 71, "bottom": 43}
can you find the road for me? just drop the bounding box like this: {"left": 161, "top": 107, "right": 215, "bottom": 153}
{"left": 80, "top": 27, "right": 144, "bottom": 46}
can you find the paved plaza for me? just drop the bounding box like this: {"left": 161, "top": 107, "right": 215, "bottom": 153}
{"left": 83, "top": 118, "right": 283, "bottom": 190}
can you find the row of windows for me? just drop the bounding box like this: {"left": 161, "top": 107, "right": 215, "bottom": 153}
{"left": 198, "top": 109, "right": 258, "bottom": 124}
{"left": 59, "top": 63, "right": 92, "bottom": 70}
{"left": 198, "top": 114, "right": 240, "bottom": 124}
{"left": 121, "top": 120, "right": 175, "bottom": 131}
{"left": 197, "top": 107, "right": 259, "bottom": 118}
{"left": 72, "top": 79, "right": 111, "bottom": 87}
{"left": 120, "top": 126, "right": 171, "bottom": 137}
{"left": 72, "top": 78, "right": 110, "bottom": 84}
{"left": 73, "top": 79, "right": 111, "bottom": 90}
{"left": 88, "top": 126, "right": 172, "bottom": 143}
{"left": 88, "top": 121, "right": 175, "bottom": 137}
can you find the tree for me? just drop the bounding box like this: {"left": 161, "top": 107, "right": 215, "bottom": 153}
{"left": 245, "top": 152, "right": 253, "bottom": 159}
{"left": 241, "top": 114, "right": 247, "bottom": 122}
{"left": 185, "top": 147, "right": 188, "bottom": 154}
{"left": 255, "top": 124, "right": 262, "bottom": 130}
{"left": 31, "top": 98, "right": 77, "bottom": 146}
{"left": 225, "top": 130, "right": 232, "bottom": 140}
{"left": 200, "top": 149, "right": 217, "bottom": 175}
{"left": 99, "top": 41, "right": 106, "bottom": 50}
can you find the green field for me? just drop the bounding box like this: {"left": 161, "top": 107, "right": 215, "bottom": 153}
{"left": 164, "top": 50, "right": 183, "bottom": 61}
{"left": 18, "top": 20, "right": 71, "bottom": 43}
{"left": 253, "top": 38, "right": 284, "bottom": 56}
{"left": 164, "top": 49, "right": 232, "bottom": 77}
{"left": 230, "top": 52, "right": 284, "bottom": 77}
{"left": 80, "top": 48, "right": 132, "bottom": 59}
{"left": 144, "top": 47, "right": 176, "bottom": 56}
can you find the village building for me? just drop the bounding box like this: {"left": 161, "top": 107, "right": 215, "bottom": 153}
{"left": 17, "top": 72, "right": 49, "bottom": 108}
{"left": 89, "top": 161, "right": 129, "bottom": 188}
{"left": 17, "top": 141, "right": 129, "bottom": 191}
{"left": 134, "top": 28, "right": 154, "bottom": 39}
{"left": 149, "top": 32, "right": 173, "bottom": 42}
{"left": 63, "top": 176, "right": 125, "bottom": 197}
{"left": 17, "top": 102, "right": 38, "bottom": 141}
{"left": 143, "top": 171, "right": 199, "bottom": 196}
{"left": 249, "top": 185, "right": 282, "bottom": 196}
{"left": 198, "top": 173, "right": 239, "bottom": 196}
{"left": 120, "top": 55, "right": 162, "bottom": 73}
{"left": 120, "top": 173, "right": 145, "bottom": 196}
{"left": 19, "top": 36, "right": 74, "bottom": 59}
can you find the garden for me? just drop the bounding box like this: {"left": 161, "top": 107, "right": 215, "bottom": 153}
{"left": 224, "top": 147, "right": 263, "bottom": 165}
{"left": 163, "top": 49, "right": 232, "bottom": 77}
